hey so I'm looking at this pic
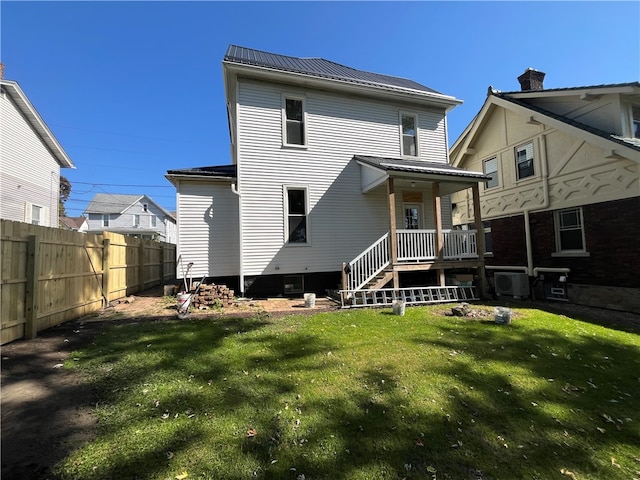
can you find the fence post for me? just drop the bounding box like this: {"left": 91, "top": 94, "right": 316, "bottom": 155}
{"left": 159, "top": 243, "right": 165, "bottom": 285}
{"left": 102, "top": 238, "right": 111, "bottom": 305}
{"left": 25, "top": 235, "right": 40, "bottom": 339}
{"left": 138, "top": 241, "right": 145, "bottom": 293}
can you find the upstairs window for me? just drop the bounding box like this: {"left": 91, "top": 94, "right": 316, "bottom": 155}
{"left": 515, "top": 142, "right": 535, "bottom": 179}
{"left": 555, "top": 207, "right": 586, "bottom": 252}
{"left": 400, "top": 113, "right": 418, "bottom": 156}
{"left": 133, "top": 214, "right": 140, "bottom": 227}
{"left": 285, "top": 187, "right": 308, "bottom": 244}
{"left": 283, "top": 97, "right": 306, "bottom": 146}
{"left": 151, "top": 216, "right": 157, "bottom": 228}
{"left": 102, "top": 214, "right": 110, "bottom": 227}
{"left": 632, "top": 105, "right": 640, "bottom": 139}
{"left": 483, "top": 157, "right": 499, "bottom": 189}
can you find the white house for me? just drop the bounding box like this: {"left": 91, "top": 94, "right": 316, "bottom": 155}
{"left": 84, "top": 193, "right": 177, "bottom": 243}
{"left": 1, "top": 71, "right": 75, "bottom": 227}
{"left": 450, "top": 70, "right": 640, "bottom": 312}
{"left": 167, "top": 46, "right": 489, "bottom": 297}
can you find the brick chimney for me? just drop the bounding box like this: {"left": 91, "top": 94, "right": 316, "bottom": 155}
{"left": 518, "top": 68, "right": 545, "bottom": 91}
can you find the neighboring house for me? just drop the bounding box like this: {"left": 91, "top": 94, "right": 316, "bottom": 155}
{"left": 166, "top": 45, "right": 489, "bottom": 297}
{"left": 84, "top": 193, "right": 177, "bottom": 243}
{"left": 61, "top": 215, "right": 88, "bottom": 232}
{"left": 450, "top": 69, "right": 640, "bottom": 312}
{"left": 0, "top": 68, "right": 75, "bottom": 227}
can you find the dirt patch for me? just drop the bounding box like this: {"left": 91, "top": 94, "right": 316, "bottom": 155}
{"left": 2, "top": 289, "right": 639, "bottom": 479}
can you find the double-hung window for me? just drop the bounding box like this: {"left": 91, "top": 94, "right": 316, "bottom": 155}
{"left": 285, "top": 187, "right": 308, "bottom": 244}
{"left": 151, "top": 216, "right": 157, "bottom": 228}
{"left": 283, "top": 96, "right": 306, "bottom": 146}
{"left": 31, "top": 205, "right": 42, "bottom": 225}
{"left": 483, "top": 157, "right": 499, "bottom": 189}
{"left": 102, "top": 214, "right": 110, "bottom": 227}
{"left": 632, "top": 105, "right": 640, "bottom": 139}
{"left": 555, "top": 207, "right": 586, "bottom": 253}
{"left": 133, "top": 214, "right": 140, "bottom": 227}
{"left": 515, "top": 142, "right": 535, "bottom": 180}
{"left": 400, "top": 113, "right": 418, "bottom": 157}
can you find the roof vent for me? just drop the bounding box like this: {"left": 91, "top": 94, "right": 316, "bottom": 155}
{"left": 517, "top": 68, "right": 545, "bottom": 91}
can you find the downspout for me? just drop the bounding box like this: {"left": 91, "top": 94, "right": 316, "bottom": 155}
{"left": 524, "top": 132, "right": 551, "bottom": 276}
{"left": 230, "top": 182, "right": 243, "bottom": 297}
{"left": 230, "top": 80, "right": 244, "bottom": 297}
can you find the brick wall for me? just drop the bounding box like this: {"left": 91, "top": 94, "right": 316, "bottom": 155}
{"left": 487, "top": 197, "right": 640, "bottom": 288}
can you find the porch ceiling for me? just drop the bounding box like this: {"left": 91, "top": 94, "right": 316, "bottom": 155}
{"left": 355, "top": 155, "right": 489, "bottom": 195}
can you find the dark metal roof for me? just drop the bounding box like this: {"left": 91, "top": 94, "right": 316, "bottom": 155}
{"left": 354, "top": 155, "right": 490, "bottom": 180}
{"left": 224, "top": 45, "right": 441, "bottom": 95}
{"left": 494, "top": 93, "right": 640, "bottom": 152}
{"left": 166, "top": 164, "right": 237, "bottom": 178}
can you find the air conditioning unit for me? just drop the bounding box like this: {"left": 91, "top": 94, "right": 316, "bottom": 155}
{"left": 494, "top": 272, "right": 530, "bottom": 298}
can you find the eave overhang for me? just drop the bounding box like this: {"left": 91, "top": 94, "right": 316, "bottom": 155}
{"left": 354, "top": 155, "right": 489, "bottom": 196}
{"left": 1, "top": 80, "right": 75, "bottom": 168}
{"left": 222, "top": 62, "right": 462, "bottom": 112}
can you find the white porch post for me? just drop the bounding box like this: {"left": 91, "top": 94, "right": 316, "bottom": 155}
{"left": 387, "top": 177, "right": 399, "bottom": 289}
{"left": 432, "top": 182, "right": 445, "bottom": 286}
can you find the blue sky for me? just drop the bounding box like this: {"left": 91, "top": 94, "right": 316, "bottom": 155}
{"left": 2, "top": 1, "right": 638, "bottom": 217}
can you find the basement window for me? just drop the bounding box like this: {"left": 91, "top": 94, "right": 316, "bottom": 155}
{"left": 284, "top": 275, "right": 304, "bottom": 294}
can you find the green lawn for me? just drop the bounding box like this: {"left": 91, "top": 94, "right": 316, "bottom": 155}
{"left": 56, "top": 305, "right": 640, "bottom": 480}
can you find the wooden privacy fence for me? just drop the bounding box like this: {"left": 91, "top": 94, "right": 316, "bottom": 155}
{"left": 1, "top": 220, "right": 176, "bottom": 345}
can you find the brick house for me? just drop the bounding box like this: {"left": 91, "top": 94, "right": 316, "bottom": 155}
{"left": 450, "top": 70, "right": 640, "bottom": 312}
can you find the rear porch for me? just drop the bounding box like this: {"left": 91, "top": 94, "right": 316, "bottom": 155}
{"left": 342, "top": 155, "right": 490, "bottom": 297}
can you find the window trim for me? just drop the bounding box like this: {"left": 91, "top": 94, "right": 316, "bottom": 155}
{"left": 554, "top": 207, "right": 588, "bottom": 254}
{"left": 631, "top": 104, "right": 640, "bottom": 139}
{"left": 515, "top": 141, "right": 535, "bottom": 181}
{"left": 483, "top": 157, "right": 499, "bottom": 190}
{"left": 281, "top": 94, "right": 307, "bottom": 148}
{"left": 102, "top": 214, "right": 110, "bottom": 228}
{"left": 283, "top": 185, "right": 310, "bottom": 246}
{"left": 399, "top": 112, "right": 419, "bottom": 157}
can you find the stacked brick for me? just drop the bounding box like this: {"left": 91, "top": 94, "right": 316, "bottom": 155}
{"left": 192, "top": 284, "right": 235, "bottom": 308}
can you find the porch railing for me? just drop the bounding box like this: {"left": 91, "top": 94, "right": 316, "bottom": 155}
{"left": 345, "top": 230, "right": 478, "bottom": 291}
{"left": 396, "top": 229, "right": 478, "bottom": 261}
{"left": 345, "top": 232, "right": 390, "bottom": 291}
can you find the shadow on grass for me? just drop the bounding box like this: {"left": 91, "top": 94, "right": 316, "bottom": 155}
{"left": 51, "top": 308, "right": 640, "bottom": 480}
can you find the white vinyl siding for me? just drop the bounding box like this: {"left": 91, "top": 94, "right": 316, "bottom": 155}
{"left": 0, "top": 90, "right": 60, "bottom": 226}
{"left": 236, "top": 79, "right": 449, "bottom": 276}
{"left": 176, "top": 182, "right": 239, "bottom": 278}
